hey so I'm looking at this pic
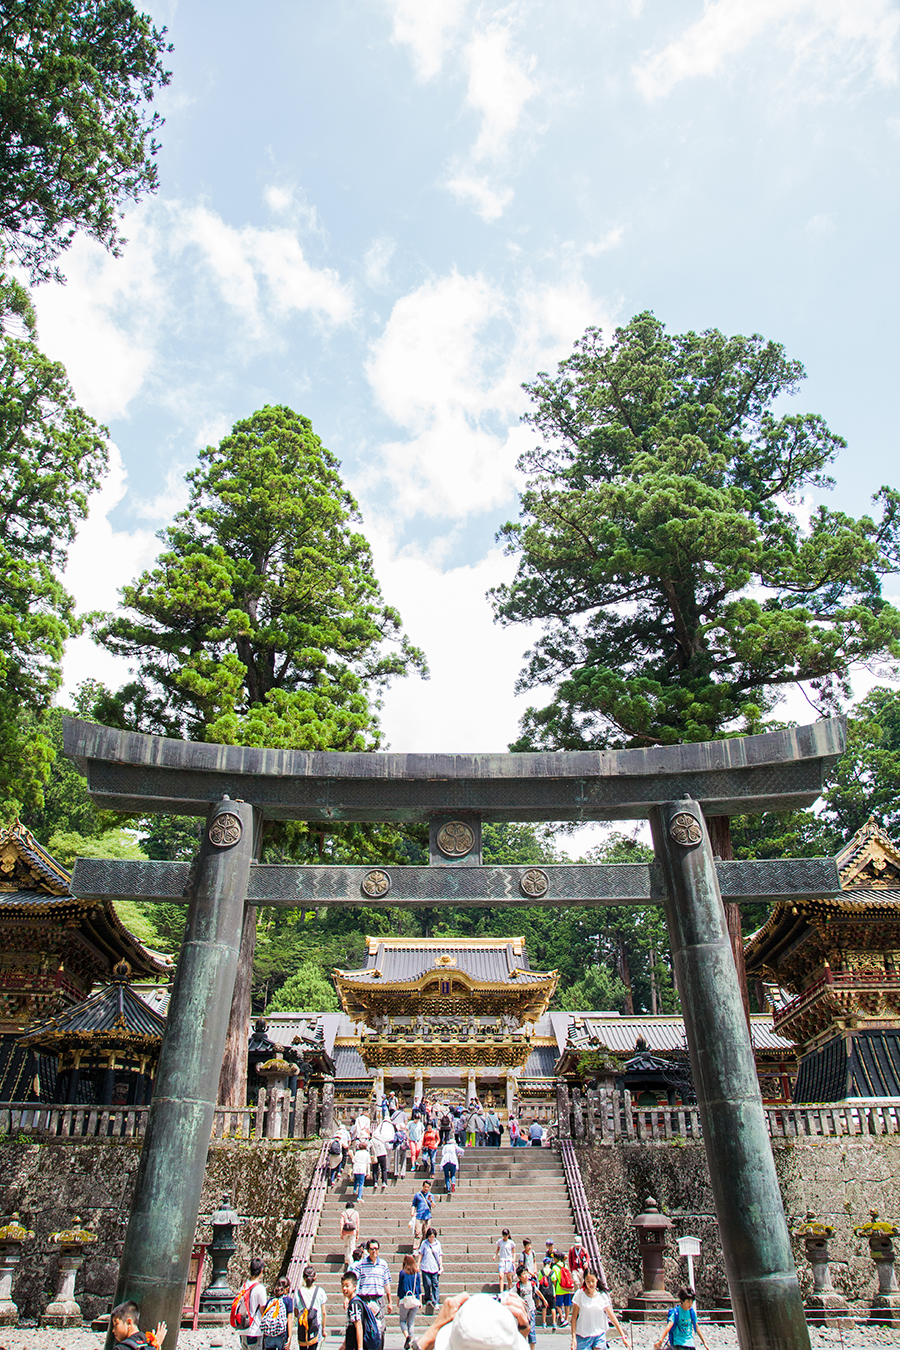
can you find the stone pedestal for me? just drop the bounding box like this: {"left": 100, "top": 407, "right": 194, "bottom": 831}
{"left": 0, "top": 1216, "right": 35, "bottom": 1326}
{"left": 855, "top": 1217, "right": 900, "bottom": 1325}
{"left": 42, "top": 1221, "right": 97, "bottom": 1328}
{"left": 793, "top": 1222, "right": 848, "bottom": 1327}
{"left": 627, "top": 1197, "right": 673, "bottom": 1321}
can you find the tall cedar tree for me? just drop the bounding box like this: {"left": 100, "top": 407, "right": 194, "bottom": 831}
{"left": 90, "top": 405, "right": 427, "bottom": 1103}
{"left": 492, "top": 313, "right": 900, "bottom": 750}
{"left": 0, "top": 274, "right": 108, "bottom": 821}
{"left": 91, "top": 405, "right": 427, "bottom": 747}
{"left": 491, "top": 313, "right": 900, "bottom": 1011}
{"left": 0, "top": 0, "right": 171, "bottom": 282}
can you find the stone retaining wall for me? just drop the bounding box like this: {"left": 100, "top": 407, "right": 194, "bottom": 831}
{"left": 577, "top": 1135, "right": 900, "bottom": 1315}
{"left": 0, "top": 1137, "right": 318, "bottom": 1322}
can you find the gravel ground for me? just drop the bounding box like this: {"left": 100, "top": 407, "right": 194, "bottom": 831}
{"left": 2, "top": 1323, "right": 900, "bottom": 1350}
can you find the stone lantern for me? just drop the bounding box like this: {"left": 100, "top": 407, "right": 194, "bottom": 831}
{"left": 0, "top": 1214, "right": 35, "bottom": 1325}
{"left": 793, "top": 1215, "right": 848, "bottom": 1326}
{"left": 200, "top": 1194, "right": 241, "bottom": 1319}
{"left": 627, "top": 1196, "right": 674, "bottom": 1321}
{"left": 42, "top": 1217, "right": 97, "bottom": 1327}
{"left": 257, "top": 1055, "right": 295, "bottom": 1138}
{"left": 854, "top": 1211, "right": 900, "bottom": 1324}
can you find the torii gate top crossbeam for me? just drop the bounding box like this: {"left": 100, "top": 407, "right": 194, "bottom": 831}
{"left": 63, "top": 716, "right": 845, "bottom": 822}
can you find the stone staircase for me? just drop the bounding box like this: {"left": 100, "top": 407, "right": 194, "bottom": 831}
{"left": 309, "top": 1146, "right": 578, "bottom": 1327}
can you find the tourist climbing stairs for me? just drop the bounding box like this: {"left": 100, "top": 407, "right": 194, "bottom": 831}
{"left": 309, "top": 1146, "right": 580, "bottom": 1330}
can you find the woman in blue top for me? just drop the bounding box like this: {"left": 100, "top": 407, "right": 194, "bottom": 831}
{"left": 653, "top": 1288, "right": 711, "bottom": 1350}
{"left": 396, "top": 1253, "right": 422, "bottom": 1350}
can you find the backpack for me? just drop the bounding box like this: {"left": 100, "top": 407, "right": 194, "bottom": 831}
{"left": 559, "top": 1266, "right": 574, "bottom": 1291}
{"left": 230, "top": 1280, "right": 259, "bottom": 1330}
{"left": 350, "top": 1296, "right": 382, "bottom": 1350}
{"left": 296, "top": 1287, "right": 322, "bottom": 1344}
{"left": 329, "top": 1138, "right": 342, "bottom": 1156}
{"left": 260, "top": 1297, "right": 288, "bottom": 1338}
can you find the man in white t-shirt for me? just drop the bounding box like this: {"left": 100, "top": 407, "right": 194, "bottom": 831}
{"left": 570, "top": 1268, "right": 628, "bottom": 1350}
{"left": 237, "top": 1257, "right": 267, "bottom": 1348}
{"left": 440, "top": 1138, "right": 463, "bottom": 1192}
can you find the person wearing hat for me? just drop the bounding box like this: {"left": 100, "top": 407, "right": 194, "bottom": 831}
{"left": 567, "top": 1236, "right": 590, "bottom": 1291}
{"left": 409, "top": 1290, "right": 530, "bottom": 1350}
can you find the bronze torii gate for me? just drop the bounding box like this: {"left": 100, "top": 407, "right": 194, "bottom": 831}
{"left": 62, "top": 715, "right": 847, "bottom": 1350}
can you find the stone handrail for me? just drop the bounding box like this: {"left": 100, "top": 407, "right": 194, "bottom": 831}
{"left": 285, "top": 1136, "right": 331, "bottom": 1288}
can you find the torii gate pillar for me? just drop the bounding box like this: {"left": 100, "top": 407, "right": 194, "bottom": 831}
{"left": 651, "top": 799, "right": 810, "bottom": 1350}
{"left": 104, "top": 798, "right": 256, "bottom": 1350}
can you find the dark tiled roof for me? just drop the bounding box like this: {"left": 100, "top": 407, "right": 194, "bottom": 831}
{"left": 22, "top": 981, "right": 166, "bottom": 1046}
{"left": 344, "top": 940, "right": 550, "bottom": 987}
{"left": 565, "top": 1015, "right": 794, "bottom": 1055}
{"left": 334, "top": 1046, "right": 370, "bottom": 1079}
{"left": 522, "top": 1045, "right": 558, "bottom": 1077}
{"left": 0, "top": 890, "right": 76, "bottom": 908}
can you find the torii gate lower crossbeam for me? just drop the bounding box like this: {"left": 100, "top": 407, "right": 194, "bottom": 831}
{"left": 61, "top": 717, "right": 843, "bottom": 1350}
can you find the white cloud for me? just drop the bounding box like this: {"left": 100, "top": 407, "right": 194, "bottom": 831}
{"left": 385, "top": 0, "right": 470, "bottom": 81}
{"left": 364, "top": 236, "right": 397, "bottom": 288}
{"left": 444, "top": 15, "right": 538, "bottom": 220}
{"left": 30, "top": 217, "right": 163, "bottom": 423}
{"left": 364, "top": 268, "right": 609, "bottom": 519}
{"left": 60, "top": 443, "right": 162, "bottom": 702}
{"left": 465, "top": 20, "right": 537, "bottom": 162}
{"left": 265, "top": 184, "right": 295, "bottom": 214}
{"left": 443, "top": 174, "right": 513, "bottom": 222}
{"left": 371, "top": 532, "right": 538, "bottom": 752}
{"left": 634, "top": 0, "right": 899, "bottom": 100}
{"left": 173, "top": 205, "right": 355, "bottom": 334}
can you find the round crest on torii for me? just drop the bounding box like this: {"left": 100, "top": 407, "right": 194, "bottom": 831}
{"left": 208, "top": 812, "right": 243, "bottom": 849}
{"left": 669, "top": 812, "right": 703, "bottom": 847}
{"left": 436, "top": 821, "right": 476, "bottom": 857}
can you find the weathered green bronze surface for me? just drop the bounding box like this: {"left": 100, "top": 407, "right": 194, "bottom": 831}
{"left": 63, "top": 715, "right": 844, "bottom": 820}
{"left": 650, "top": 798, "right": 811, "bottom": 1350}
{"left": 103, "top": 799, "right": 255, "bottom": 1350}
{"left": 71, "top": 855, "right": 842, "bottom": 908}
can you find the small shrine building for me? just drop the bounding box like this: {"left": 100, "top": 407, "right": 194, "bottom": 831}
{"left": 333, "top": 936, "right": 559, "bottom": 1108}
{"left": 744, "top": 817, "right": 900, "bottom": 1101}
{"left": 0, "top": 823, "right": 171, "bottom": 1102}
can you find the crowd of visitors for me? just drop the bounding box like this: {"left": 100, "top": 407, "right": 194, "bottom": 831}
{"left": 115, "top": 1092, "right": 710, "bottom": 1350}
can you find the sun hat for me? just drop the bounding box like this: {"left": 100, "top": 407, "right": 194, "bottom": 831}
{"left": 434, "top": 1295, "right": 525, "bottom": 1350}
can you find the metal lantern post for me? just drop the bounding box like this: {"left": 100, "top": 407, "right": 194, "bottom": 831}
{"left": 199, "top": 1194, "right": 241, "bottom": 1318}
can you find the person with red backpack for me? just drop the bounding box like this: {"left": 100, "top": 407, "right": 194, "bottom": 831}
{"left": 231, "top": 1256, "right": 267, "bottom": 1347}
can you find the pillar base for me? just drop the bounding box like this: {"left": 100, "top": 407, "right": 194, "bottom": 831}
{"left": 870, "top": 1293, "right": 900, "bottom": 1324}
{"left": 0, "top": 1300, "right": 18, "bottom": 1326}
{"left": 805, "top": 1294, "right": 849, "bottom": 1327}
{"left": 42, "top": 1298, "right": 83, "bottom": 1326}
{"left": 625, "top": 1291, "right": 673, "bottom": 1321}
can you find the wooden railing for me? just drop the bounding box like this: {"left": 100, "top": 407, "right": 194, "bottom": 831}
{"left": 0, "top": 1086, "right": 331, "bottom": 1142}
{"left": 560, "top": 1088, "right": 900, "bottom": 1143}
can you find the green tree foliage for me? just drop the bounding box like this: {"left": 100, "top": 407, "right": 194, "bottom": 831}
{"left": 733, "top": 684, "right": 900, "bottom": 863}
{"left": 0, "top": 0, "right": 171, "bottom": 282}
{"left": 492, "top": 313, "right": 900, "bottom": 751}
{"left": 91, "top": 405, "right": 427, "bottom": 748}
{"left": 267, "top": 962, "right": 339, "bottom": 1014}
{"left": 0, "top": 275, "right": 108, "bottom": 821}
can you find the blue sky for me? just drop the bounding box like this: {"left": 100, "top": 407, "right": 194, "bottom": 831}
{"left": 38, "top": 0, "right": 900, "bottom": 775}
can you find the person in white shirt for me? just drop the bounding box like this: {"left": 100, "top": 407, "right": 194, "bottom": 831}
{"left": 418, "top": 1228, "right": 443, "bottom": 1312}
{"left": 494, "top": 1229, "right": 516, "bottom": 1292}
{"left": 351, "top": 1145, "right": 370, "bottom": 1201}
{"left": 236, "top": 1257, "right": 267, "bottom": 1348}
{"left": 440, "top": 1138, "right": 463, "bottom": 1193}
{"left": 570, "top": 1268, "right": 628, "bottom": 1350}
